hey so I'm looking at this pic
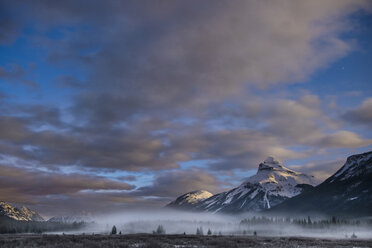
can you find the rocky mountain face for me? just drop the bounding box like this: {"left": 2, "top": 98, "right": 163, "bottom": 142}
{"left": 166, "top": 190, "right": 213, "bottom": 210}
{"left": 168, "top": 157, "right": 320, "bottom": 213}
{"left": 0, "top": 201, "right": 44, "bottom": 221}
{"left": 270, "top": 151, "right": 372, "bottom": 216}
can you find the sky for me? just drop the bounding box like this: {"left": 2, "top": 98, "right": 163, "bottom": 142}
{"left": 0, "top": 0, "right": 371, "bottom": 217}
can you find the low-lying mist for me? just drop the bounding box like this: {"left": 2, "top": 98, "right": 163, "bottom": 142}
{"left": 56, "top": 209, "right": 372, "bottom": 239}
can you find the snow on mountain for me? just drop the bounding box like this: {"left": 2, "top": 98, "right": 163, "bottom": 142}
{"left": 270, "top": 151, "right": 372, "bottom": 216}
{"left": 168, "top": 157, "right": 319, "bottom": 214}
{"left": 166, "top": 190, "right": 213, "bottom": 210}
{"left": 0, "top": 201, "right": 44, "bottom": 221}
{"left": 243, "top": 157, "right": 319, "bottom": 198}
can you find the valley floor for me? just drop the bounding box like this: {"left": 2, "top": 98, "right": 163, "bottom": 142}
{"left": 1, "top": 234, "right": 372, "bottom": 248}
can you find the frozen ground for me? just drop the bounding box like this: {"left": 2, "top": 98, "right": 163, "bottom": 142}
{"left": 1, "top": 234, "right": 372, "bottom": 248}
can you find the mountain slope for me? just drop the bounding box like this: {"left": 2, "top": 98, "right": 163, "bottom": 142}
{"left": 166, "top": 190, "right": 213, "bottom": 210}
{"left": 270, "top": 151, "right": 372, "bottom": 216}
{"left": 0, "top": 201, "right": 44, "bottom": 221}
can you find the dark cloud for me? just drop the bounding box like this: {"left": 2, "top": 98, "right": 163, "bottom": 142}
{"left": 0, "top": 104, "right": 65, "bottom": 130}
{"left": 314, "top": 131, "right": 372, "bottom": 148}
{"left": 0, "top": 1, "right": 20, "bottom": 44}
{"left": 54, "top": 75, "right": 86, "bottom": 88}
{"left": 116, "top": 175, "right": 136, "bottom": 182}
{"left": 289, "top": 159, "right": 345, "bottom": 181}
{"left": 0, "top": 64, "right": 39, "bottom": 88}
{"left": 0, "top": 163, "right": 135, "bottom": 203}
{"left": 136, "top": 168, "right": 224, "bottom": 198}
{"left": 342, "top": 98, "right": 372, "bottom": 128}
{"left": 0, "top": 116, "right": 29, "bottom": 142}
{"left": 0, "top": 90, "right": 7, "bottom": 99}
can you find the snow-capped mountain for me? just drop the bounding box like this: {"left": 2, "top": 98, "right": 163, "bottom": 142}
{"left": 168, "top": 157, "right": 320, "bottom": 213}
{"left": 0, "top": 201, "right": 44, "bottom": 221}
{"left": 167, "top": 190, "right": 213, "bottom": 210}
{"left": 270, "top": 151, "right": 372, "bottom": 216}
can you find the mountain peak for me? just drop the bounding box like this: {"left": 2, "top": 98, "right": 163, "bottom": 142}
{"left": 264, "top": 156, "right": 280, "bottom": 164}
{"left": 258, "top": 156, "right": 283, "bottom": 171}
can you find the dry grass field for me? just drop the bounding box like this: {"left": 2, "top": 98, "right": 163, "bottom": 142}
{"left": 1, "top": 234, "right": 372, "bottom": 248}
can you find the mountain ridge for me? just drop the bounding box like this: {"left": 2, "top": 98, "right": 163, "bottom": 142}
{"left": 48, "top": 215, "right": 94, "bottom": 223}
{"left": 269, "top": 151, "right": 372, "bottom": 216}
{"left": 0, "top": 201, "right": 44, "bottom": 221}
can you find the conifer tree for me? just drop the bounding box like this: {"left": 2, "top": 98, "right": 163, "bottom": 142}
{"left": 111, "top": 225, "right": 117, "bottom": 235}
{"left": 196, "top": 227, "right": 204, "bottom": 235}
{"left": 156, "top": 225, "right": 165, "bottom": 234}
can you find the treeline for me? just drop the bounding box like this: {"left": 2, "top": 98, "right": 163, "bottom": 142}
{"left": 240, "top": 216, "right": 372, "bottom": 228}
{"left": 0, "top": 217, "right": 86, "bottom": 234}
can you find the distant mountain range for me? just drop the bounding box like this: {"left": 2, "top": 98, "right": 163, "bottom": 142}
{"left": 0, "top": 201, "right": 44, "bottom": 221}
{"left": 168, "top": 151, "right": 372, "bottom": 216}
{"left": 48, "top": 214, "right": 93, "bottom": 223}
{"left": 270, "top": 151, "right": 372, "bottom": 216}
{"left": 0, "top": 201, "right": 92, "bottom": 223}
{"left": 168, "top": 156, "right": 320, "bottom": 213}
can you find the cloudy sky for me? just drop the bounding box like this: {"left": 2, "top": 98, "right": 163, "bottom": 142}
{"left": 0, "top": 0, "right": 371, "bottom": 217}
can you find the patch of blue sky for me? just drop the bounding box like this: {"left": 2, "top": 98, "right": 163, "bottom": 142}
{"left": 29, "top": 124, "right": 69, "bottom": 133}
{"left": 0, "top": 154, "right": 51, "bottom": 173}
{"left": 286, "top": 15, "right": 372, "bottom": 107}
{"left": 205, "top": 117, "right": 266, "bottom": 131}
{"left": 55, "top": 165, "right": 156, "bottom": 188}
{"left": 22, "top": 144, "right": 39, "bottom": 152}
{"left": 0, "top": 29, "right": 90, "bottom": 108}
{"left": 112, "top": 121, "right": 129, "bottom": 130}
{"left": 179, "top": 159, "right": 218, "bottom": 170}
{"left": 45, "top": 26, "right": 76, "bottom": 41}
